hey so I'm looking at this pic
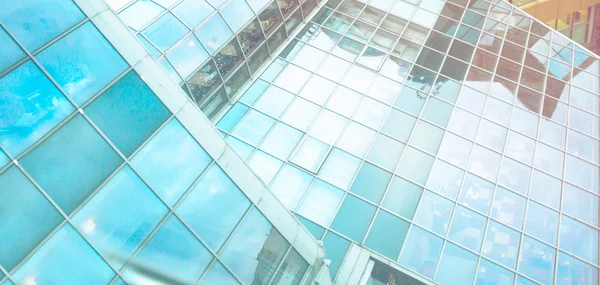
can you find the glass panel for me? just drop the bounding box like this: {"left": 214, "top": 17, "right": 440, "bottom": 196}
{"left": 85, "top": 71, "right": 170, "bottom": 157}
{"left": 281, "top": 98, "right": 320, "bottom": 132}
{"left": 221, "top": 0, "right": 255, "bottom": 32}
{"left": 323, "top": 232, "right": 351, "bottom": 278}
{"left": 413, "top": 190, "right": 454, "bottom": 236}
{"left": 255, "top": 86, "right": 294, "bottom": 119}
{"left": 524, "top": 201, "right": 558, "bottom": 245}
{"left": 200, "top": 262, "right": 240, "bottom": 285}
{"left": 559, "top": 216, "right": 598, "bottom": 265}
{"left": 123, "top": 216, "right": 212, "bottom": 285}
{"left": 476, "top": 259, "right": 514, "bottom": 285}
{"left": 394, "top": 86, "right": 427, "bottom": 116}
{"left": 290, "top": 136, "right": 329, "bottom": 173}
{"left": 350, "top": 163, "right": 392, "bottom": 204}
{"left": 0, "top": 61, "right": 74, "bottom": 156}
{"left": 119, "top": 0, "right": 164, "bottom": 31}
{"left": 330, "top": 194, "right": 377, "bottom": 243}
{"left": 426, "top": 160, "right": 464, "bottom": 200}
{"left": 557, "top": 251, "right": 599, "bottom": 285}
{"left": 260, "top": 123, "right": 302, "bottom": 160}
{"left": 196, "top": 14, "right": 233, "bottom": 54}
{"left": 0, "top": 26, "right": 25, "bottom": 72}
{"left": 232, "top": 109, "right": 276, "bottom": 145}
{"left": 271, "top": 164, "right": 313, "bottom": 209}
{"left": 396, "top": 147, "right": 435, "bottom": 185}
{"left": 381, "top": 109, "right": 417, "bottom": 143}
{"left": 173, "top": 0, "right": 214, "bottom": 28}
{"left": 438, "top": 132, "right": 472, "bottom": 169}
{"left": 482, "top": 221, "right": 521, "bottom": 269}
{"left": 271, "top": 249, "right": 308, "bottom": 285}
{"left": 409, "top": 120, "right": 444, "bottom": 155}
{"left": 367, "top": 134, "right": 405, "bottom": 171}
{"left": 0, "top": 0, "right": 85, "bottom": 51}
{"left": 365, "top": 210, "right": 410, "bottom": 260}
{"left": 131, "top": 119, "right": 211, "bottom": 206}
{"left": 238, "top": 19, "right": 265, "bottom": 56}
{"left": 318, "top": 148, "right": 361, "bottom": 190}
{"left": 308, "top": 110, "right": 348, "bottom": 145}
{"left": 448, "top": 206, "right": 487, "bottom": 252}
{"left": 259, "top": 2, "right": 283, "bottom": 36}
{"left": 562, "top": 183, "right": 598, "bottom": 227}
{"left": 72, "top": 166, "right": 168, "bottom": 269}
{"left": 221, "top": 208, "right": 289, "bottom": 284}
{"left": 247, "top": 150, "right": 283, "bottom": 184}
{"left": 297, "top": 179, "right": 344, "bottom": 227}
{"left": 491, "top": 187, "right": 525, "bottom": 229}
{"left": 381, "top": 176, "right": 423, "bottom": 220}
{"left": 166, "top": 35, "right": 209, "bottom": 79}
{"left": 458, "top": 173, "right": 494, "bottom": 215}
{"left": 468, "top": 145, "right": 501, "bottom": 182}
{"left": 0, "top": 166, "right": 63, "bottom": 271}
{"left": 36, "top": 22, "right": 128, "bottom": 105}
{"left": 12, "top": 225, "right": 114, "bottom": 285}
{"left": 435, "top": 242, "right": 478, "bottom": 285}
{"left": 177, "top": 164, "right": 250, "bottom": 250}
{"left": 142, "top": 12, "right": 189, "bottom": 51}
{"left": 20, "top": 115, "right": 122, "bottom": 214}
{"left": 398, "top": 226, "right": 443, "bottom": 279}
{"left": 518, "top": 236, "right": 555, "bottom": 285}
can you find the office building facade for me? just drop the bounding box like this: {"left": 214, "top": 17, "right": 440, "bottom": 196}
{"left": 1, "top": 0, "right": 599, "bottom": 285}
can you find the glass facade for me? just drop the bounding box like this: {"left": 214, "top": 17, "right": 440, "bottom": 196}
{"left": 217, "top": 0, "right": 600, "bottom": 284}
{"left": 0, "top": 1, "right": 316, "bottom": 284}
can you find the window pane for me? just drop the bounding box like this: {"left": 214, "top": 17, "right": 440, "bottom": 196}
{"left": 482, "top": 221, "right": 521, "bottom": 269}
{"left": 0, "top": 61, "right": 74, "bottom": 156}
{"left": 365, "top": 210, "right": 409, "bottom": 260}
{"left": 458, "top": 173, "right": 494, "bottom": 215}
{"left": 297, "top": 179, "right": 344, "bottom": 227}
{"left": 119, "top": 0, "right": 164, "bottom": 31}
{"left": 255, "top": 86, "right": 295, "bottom": 119}
{"left": 0, "top": 166, "right": 63, "bottom": 271}
{"left": 323, "top": 232, "right": 351, "bottom": 278}
{"left": 290, "top": 136, "right": 329, "bottom": 172}
{"left": 395, "top": 147, "right": 435, "bottom": 185}
{"left": 131, "top": 119, "right": 211, "bottom": 206}
{"left": 562, "top": 183, "right": 599, "bottom": 227}
{"left": 123, "top": 216, "right": 213, "bottom": 285}
{"left": 200, "top": 262, "right": 240, "bottom": 285}
{"left": 232, "top": 109, "right": 275, "bottom": 146}
{"left": 381, "top": 176, "right": 422, "bottom": 220}
{"left": 166, "top": 35, "right": 209, "bottom": 79}
{"left": 0, "top": 26, "right": 25, "bottom": 72}
{"left": 176, "top": 164, "right": 250, "bottom": 250}
{"left": 173, "top": 0, "right": 214, "bottom": 28}
{"left": 271, "top": 249, "right": 309, "bottom": 285}
{"left": 557, "top": 251, "right": 599, "bottom": 285}
{"left": 143, "top": 12, "right": 189, "bottom": 51}
{"left": 426, "top": 160, "right": 464, "bottom": 200}
{"left": 337, "top": 122, "right": 376, "bottom": 158}
{"left": 247, "top": 150, "right": 283, "bottom": 184}
{"left": 318, "top": 148, "right": 361, "bottom": 190}
{"left": 72, "top": 166, "right": 168, "bottom": 269}
{"left": 435, "top": 242, "right": 478, "bottom": 285}
{"left": 448, "top": 206, "right": 486, "bottom": 252}
{"left": 221, "top": 208, "right": 289, "bottom": 284}
{"left": 491, "top": 187, "right": 525, "bottom": 229}
{"left": 221, "top": 0, "right": 255, "bottom": 32}
{"left": 367, "top": 134, "right": 405, "bottom": 171}
{"left": 0, "top": 0, "right": 85, "bottom": 51}
{"left": 85, "top": 71, "right": 170, "bottom": 157}
{"left": 381, "top": 109, "right": 417, "bottom": 142}
{"left": 20, "top": 115, "right": 122, "bottom": 214}
{"left": 476, "top": 258, "right": 514, "bottom": 285}
{"left": 12, "top": 225, "right": 114, "bottom": 285}
{"left": 559, "top": 216, "right": 598, "bottom": 265}
{"left": 350, "top": 163, "right": 392, "bottom": 204}
{"left": 518, "top": 236, "right": 555, "bottom": 285}
{"left": 36, "top": 22, "right": 128, "bottom": 105}
{"left": 196, "top": 14, "right": 233, "bottom": 54}
{"left": 330, "top": 194, "right": 377, "bottom": 243}
{"left": 413, "top": 190, "right": 454, "bottom": 235}
{"left": 260, "top": 123, "right": 302, "bottom": 160}
{"left": 271, "top": 164, "right": 313, "bottom": 209}
{"left": 399, "top": 225, "right": 443, "bottom": 279}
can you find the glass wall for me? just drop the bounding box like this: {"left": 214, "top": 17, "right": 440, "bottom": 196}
{"left": 217, "top": 0, "right": 600, "bottom": 284}
{"left": 0, "top": 1, "right": 309, "bottom": 284}
{"left": 109, "top": 0, "right": 320, "bottom": 119}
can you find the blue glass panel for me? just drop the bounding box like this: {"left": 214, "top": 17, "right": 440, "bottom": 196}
{"left": 173, "top": 0, "right": 214, "bottom": 28}
{"left": 426, "top": 160, "right": 464, "bottom": 200}
{"left": 239, "top": 79, "right": 270, "bottom": 105}
{"left": 37, "top": 22, "right": 128, "bottom": 105}
{"left": 195, "top": 14, "right": 233, "bottom": 54}
{"left": 476, "top": 258, "right": 514, "bottom": 285}
{"left": 559, "top": 216, "right": 598, "bottom": 265}
{"left": 491, "top": 187, "right": 526, "bottom": 229}
{"left": 177, "top": 164, "right": 250, "bottom": 250}
{"left": 217, "top": 103, "right": 249, "bottom": 132}
{"left": 247, "top": 150, "right": 283, "bottom": 184}
{"left": 20, "top": 115, "right": 122, "bottom": 214}
{"left": 296, "top": 214, "right": 326, "bottom": 240}
{"left": 200, "top": 262, "right": 240, "bottom": 285}
{"left": 12, "top": 225, "right": 114, "bottom": 285}
{"left": 395, "top": 147, "right": 434, "bottom": 185}
{"left": 323, "top": 232, "right": 351, "bottom": 279}
{"left": 225, "top": 136, "right": 254, "bottom": 161}
{"left": 260, "top": 122, "right": 303, "bottom": 160}
{"left": 524, "top": 201, "right": 558, "bottom": 245}
{"left": 232, "top": 109, "right": 275, "bottom": 146}
{"left": 413, "top": 190, "right": 454, "bottom": 235}
{"left": 123, "top": 216, "right": 213, "bottom": 285}
{"left": 448, "top": 206, "right": 487, "bottom": 252}
{"left": 158, "top": 57, "right": 182, "bottom": 83}
{"left": 518, "top": 236, "right": 555, "bottom": 285}
{"left": 136, "top": 34, "right": 161, "bottom": 58}
{"left": 458, "top": 173, "right": 494, "bottom": 214}
{"left": 143, "top": 12, "right": 189, "bottom": 51}
{"left": 291, "top": 136, "right": 330, "bottom": 172}
{"left": 0, "top": 166, "right": 63, "bottom": 271}
{"left": 482, "top": 221, "right": 521, "bottom": 269}
{"left": 270, "top": 164, "right": 313, "bottom": 208}
{"left": 516, "top": 275, "right": 539, "bottom": 285}
{"left": 132, "top": 119, "right": 211, "bottom": 205}
{"left": 365, "top": 210, "right": 409, "bottom": 260}
{"left": 119, "top": 0, "right": 164, "bottom": 31}
{"left": 72, "top": 166, "right": 168, "bottom": 269}
{"left": 435, "top": 242, "right": 478, "bottom": 285}
{"left": 85, "top": 71, "right": 170, "bottom": 157}
{"left": 557, "top": 251, "right": 599, "bottom": 285}
{"left": 0, "top": 150, "right": 8, "bottom": 168}
{"left": 113, "top": 278, "right": 126, "bottom": 285}
{"left": 381, "top": 176, "right": 423, "bottom": 220}
{"left": 166, "top": 35, "right": 209, "bottom": 79}
{"left": 562, "top": 183, "right": 599, "bottom": 227}
{"left": 318, "top": 148, "right": 361, "bottom": 190}
{"left": 221, "top": 208, "right": 288, "bottom": 284}
{"left": 0, "top": 0, "right": 85, "bottom": 51}
{"left": 399, "top": 226, "right": 443, "bottom": 279}
{"left": 330, "top": 194, "right": 376, "bottom": 242}
{"left": 220, "top": 0, "right": 255, "bottom": 32}
{"left": 0, "top": 26, "right": 25, "bottom": 72}
{"left": 0, "top": 61, "right": 74, "bottom": 156}
{"left": 350, "top": 163, "right": 392, "bottom": 204}
{"left": 297, "top": 179, "right": 344, "bottom": 227}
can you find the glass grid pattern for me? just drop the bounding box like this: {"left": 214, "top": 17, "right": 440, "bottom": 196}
{"left": 112, "top": 0, "right": 321, "bottom": 119}
{"left": 0, "top": 1, "right": 310, "bottom": 284}
{"left": 217, "top": 0, "right": 600, "bottom": 284}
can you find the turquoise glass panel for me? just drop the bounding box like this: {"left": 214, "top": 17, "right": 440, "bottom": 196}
{"left": 0, "top": 61, "right": 74, "bottom": 156}
{"left": 350, "top": 162, "right": 392, "bottom": 204}
{"left": 0, "top": 26, "right": 25, "bottom": 72}
{"left": 297, "top": 179, "right": 344, "bottom": 227}
{"left": 217, "top": 103, "right": 249, "bottom": 132}
{"left": 482, "top": 221, "right": 521, "bottom": 269}
{"left": 271, "top": 164, "right": 314, "bottom": 209}
{"left": 36, "top": 22, "right": 128, "bottom": 105}
{"left": 0, "top": 150, "right": 8, "bottom": 168}
{"left": 518, "top": 236, "right": 555, "bottom": 285}
{"left": 220, "top": 0, "right": 254, "bottom": 32}
{"left": 330, "top": 194, "right": 376, "bottom": 242}
{"left": 557, "top": 251, "right": 598, "bottom": 285}
{"left": 131, "top": 119, "right": 211, "bottom": 205}
{"left": 85, "top": 71, "right": 170, "bottom": 157}
{"left": 422, "top": 97, "right": 453, "bottom": 127}
{"left": 559, "top": 216, "right": 598, "bottom": 265}
{"left": 399, "top": 226, "right": 443, "bottom": 279}
{"left": 448, "top": 206, "right": 487, "bottom": 252}
{"left": 123, "top": 216, "right": 213, "bottom": 285}
{"left": 323, "top": 232, "right": 351, "bottom": 279}
{"left": 20, "top": 115, "right": 122, "bottom": 214}
{"left": 231, "top": 109, "right": 275, "bottom": 146}
{"left": 166, "top": 35, "right": 209, "bottom": 79}
{"left": 72, "top": 166, "right": 168, "bottom": 269}
{"left": 381, "top": 176, "right": 423, "bottom": 219}
{"left": 200, "top": 262, "right": 240, "bottom": 285}
{"left": 12, "top": 225, "right": 114, "bottom": 285}
{"left": 195, "top": 14, "right": 233, "bottom": 54}
{"left": 173, "top": 0, "right": 214, "bottom": 28}
{"left": 143, "top": 12, "right": 189, "bottom": 51}
{"left": 435, "top": 242, "right": 478, "bottom": 285}
{"left": 0, "top": 0, "right": 85, "bottom": 51}
{"left": 318, "top": 148, "right": 361, "bottom": 190}
{"left": 413, "top": 190, "right": 454, "bottom": 235}
{"left": 239, "top": 79, "right": 270, "bottom": 105}
{"left": 381, "top": 108, "right": 417, "bottom": 142}
{"left": 396, "top": 147, "right": 435, "bottom": 185}
{"left": 476, "top": 258, "right": 514, "bottom": 285}
{"left": 120, "top": 0, "right": 164, "bottom": 31}
{"left": 296, "top": 214, "right": 326, "bottom": 240}
{"left": 177, "top": 164, "right": 251, "bottom": 250}
{"left": 365, "top": 210, "right": 409, "bottom": 260}
{"left": 0, "top": 166, "right": 63, "bottom": 271}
